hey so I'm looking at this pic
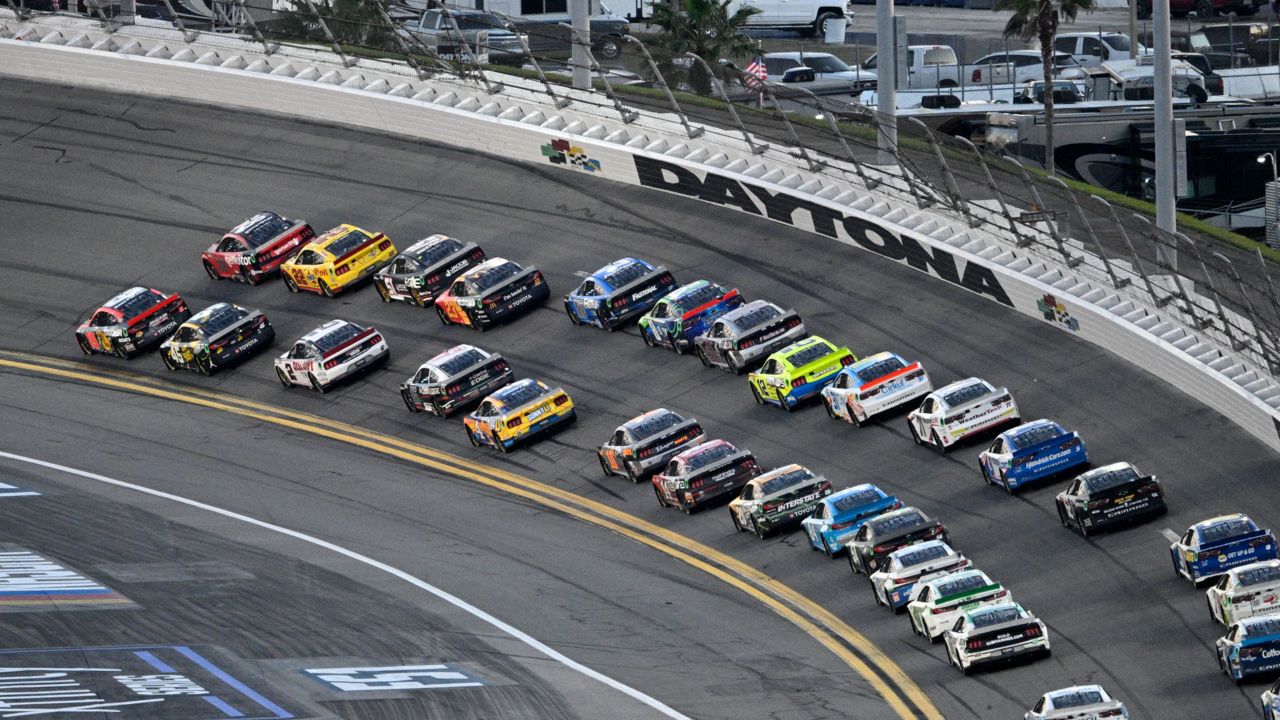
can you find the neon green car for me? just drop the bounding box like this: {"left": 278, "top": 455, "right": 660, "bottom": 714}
{"left": 747, "top": 336, "right": 855, "bottom": 412}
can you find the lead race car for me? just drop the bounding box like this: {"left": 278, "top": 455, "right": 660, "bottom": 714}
{"left": 565, "top": 257, "right": 677, "bottom": 331}
{"left": 75, "top": 286, "right": 191, "bottom": 359}
{"left": 400, "top": 344, "right": 512, "bottom": 417}
{"left": 1170, "top": 513, "right": 1278, "bottom": 585}
{"left": 203, "top": 211, "right": 314, "bottom": 284}
{"left": 464, "top": 379, "right": 575, "bottom": 453}
{"left": 160, "top": 302, "right": 274, "bottom": 375}
{"left": 638, "top": 280, "right": 744, "bottom": 354}
{"left": 943, "top": 602, "right": 1051, "bottom": 675}
{"left": 436, "top": 257, "right": 550, "bottom": 330}
{"left": 374, "top": 235, "right": 486, "bottom": 307}
{"left": 1207, "top": 560, "right": 1280, "bottom": 627}
{"left": 652, "top": 439, "right": 761, "bottom": 513}
{"left": 1055, "top": 462, "right": 1166, "bottom": 537}
{"left": 908, "top": 377, "right": 1020, "bottom": 453}
{"left": 1025, "top": 685, "right": 1130, "bottom": 719}
{"left": 693, "top": 300, "right": 806, "bottom": 374}
{"left": 821, "top": 351, "right": 932, "bottom": 427}
{"left": 799, "top": 483, "right": 900, "bottom": 558}
{"left": 870, "top": 540, "right": 971, "bottom": 613}
{"left": 598, "top": 409, "right": 705, "bottom": 483}
{"left": 275, "top": 319, "right": 389, "bottom": 393}
{"left": 978, "top": 419, "right": 1089, "bottom": 493}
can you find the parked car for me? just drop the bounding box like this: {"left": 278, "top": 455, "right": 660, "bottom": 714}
{"left": 1053, "top": 32, "right": 1141, "bottom": 66}
{"left": 398, "top": 8, "right": 527, "bottom": 63}
{"left": 731, "top": 0, "right": 852, "bottom": 36}
{"left": 862, "top": 45, "right": 962, "bottom": 89}
{"left": 966, "top": 50, "right": 1085, "bottom": 86}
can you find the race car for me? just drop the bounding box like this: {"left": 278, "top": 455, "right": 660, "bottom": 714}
{"left": 1217, "top": 616, "right": 1280, "bottom": 684}
{"left": 943, "top": 602, "right": 1050, "bottom": 675}
{"left": 821, "top": 352, "right": 932, "bottom": 427}
{"left": 870, "top": 540, "right": 971, "bottom": 614}
{"left": 463, "top": 379, "right": 575, "bottom": 453}
{"left": 1207, "top": 560, "right": 1280, "bottom": 627}
{"left": 693, "top": 300, "right": 806, "bottom": 374}
{"left": 908, "top": 377, "right": 1020, "bottom": 453}
{"left": 202, "top": 211, "right": 314, "bottom": 284}
{"left": 908, "top": 569, "right": 1010, "bottom": 643}
{"left": 846, "top": 506, "right": 949, "bottom": 575}
{"left": 281, "top": 224, "right": 396, "bottom": 297}
{"left": 638, "top": 280, "right": 744, "bottom": 354}
{"left": 1170, "top": 514, "right": 1278, "bottom": 585}
{"left": 728, "top": 464, "right": 832, "bottom": 539}
{"left": 75, "top": 286, "right": 191, "bottom": 359}
{"left": 159, "top": 302, "right": 274, "bottom": 375}
{"left": 374, "top": 235, "right": 486, "bottom": 306}
{"left": 399, "top": 344, "right": 512, "bottom": 417}
{"left": 747, "top": 336, "right": 856, "bottom": 412}
{"left": 436, "top": 257, "right": 550, "bottom": 330}
{"left": 565, "top": 257, "right": 677, "bottom": 331}
{"left": 1055, "top": 462, "right": 1167, "bottom": 537}
{"left": 978, "top": 419, "right": 1089, "bottom": 493}
{"left": 1025, "top": 685, "right": 1130, "bottom": 720}
{"left": 598, "top": 409, "right": 706, "bottom": 483}
{"left": 274, "top": 320, "right": 389, "bottom": 393}
{"left": 799, "top": 483, "right": 901, "bottom": 558}
{"left": 653, "top": 439, "right": 761, "bottom": 514}
{"left": 1264, "top": 677, "right": 1279, "bottom": 720}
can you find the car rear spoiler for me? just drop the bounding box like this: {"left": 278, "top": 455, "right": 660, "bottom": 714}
{"left": 1200, "top": 528, "right": 1274, "bottom": 552}
{"left": 126, "top": 292, "right": 183, "bottom": 328}
{"left": 1010, "top": 432, "right": 1081, "bottom": 459}
{"left": 859, "top": 362, "right": 923, "bottom": 392}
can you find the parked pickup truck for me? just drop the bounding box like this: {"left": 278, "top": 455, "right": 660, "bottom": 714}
{"left": 862, "top": 45, "right": 961, "bottom": 89}
{"left": 397, "top": 8, "right": 527, "bottom": 63}
{"left": 1170, "top": 514, "right": 1278, "bottom": 585}
{"left": 966, "top": 50, "right": 1085, "bottom": 86}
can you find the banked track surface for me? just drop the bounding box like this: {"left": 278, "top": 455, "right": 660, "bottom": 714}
{"left": 1, "top": 79, "right": 1276, "bottom": 719}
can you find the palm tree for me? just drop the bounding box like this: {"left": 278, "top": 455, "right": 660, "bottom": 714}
{"left": 996, "top": 0, "right": 1095, "bottom": 175}
{"left": 647, "top": 0, "right": 761, "bottom": 93}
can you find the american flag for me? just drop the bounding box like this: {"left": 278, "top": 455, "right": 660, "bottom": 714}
{"left": 744, "top": 55, "right": 767, "bottom": 90}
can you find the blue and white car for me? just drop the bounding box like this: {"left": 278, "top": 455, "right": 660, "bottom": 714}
{"left": 564, "top": 257, "right": 676, "bottom": 331}
{"left": 821, "top": 351, "right": 932, "bottom": 427}
{"left": 978, "top": 419, "right": 1089, "bottom": 493}
{"left": 1171, "top": 514, "right": 1278, "bottom": 585}
{"left": 870, "top": 540, "right": 971, "bottom": 613}
{"left": 1263, "top": 676, "right": 1279, "bottom": 719}
{"left": 1217, "top": 616, "right": 1280, "bottom": 685}
{"left": 800, "top": 483, "right": 900, "bottom": 558}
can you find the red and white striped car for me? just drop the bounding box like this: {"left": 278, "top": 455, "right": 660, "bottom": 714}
{"left": 274, "top": 319, "right": 389, "bottom": 393}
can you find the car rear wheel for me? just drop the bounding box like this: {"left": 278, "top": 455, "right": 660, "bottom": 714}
{"left": 565, "top": 301, "right": 582, "bottom": 326}
{"left": 203, "top": 261, "right": 220, "bottom": 281}
{"left": 780, "top": 390, "right": 794, "bottom": 413}
{"left": 626, "top": 462, "right": 642, "bottom": 484}
{"left": 76, "top": 335, "right": 93, "bottom": 356}
{"left": 308, "top": 372, "right": 325, "bottom": 394}
{"left": 852, "top": 404, "right": 867, "bottom": 428}
{"left": 595, "top": 35, "right": 622, "bottom": 59}
{"left": 436, "top": 305, "right": 453, "bottom": 326}
{"left": 597, "top": 453, "right": 612, "bottom": 478}
{"left": 979, "top": 461, "right": 991, "bottom": 485}
{"left": 673, "top": 340, "right": 686, "bottom": 355}
{"left": 847, "top": 551, "right": 861, "bottom": 575}
{"left": 642, "top": 329, "right": 657, "bottom": 348}
{"left": 1001, "top": 471, "right": 1015, "bottom": 495}
{"left": 696, "top": 347, "right": 711, "bottom": 368}
{"left": 726, "top": 355, "right": 741, "bottom": 375}
{"left": 318, "top": 279, "right": 335, "bottom": 298}
{"left": 401, "top": 388, "right": 421, "bottom": 413}
{"left": 283, "top": 273, "right": 299, "bottom": 293}
{"left": 276, "top": 367, "right": 292, "bottom": 388}
{"left": 751, "top": 517, "right": 767, "bottom": 539}
{"left": 240, "top": 266, "right": 260, "bottom": 285}
{"left": 376, "top": 281, "right": 391, "bottom": 303}
{"left": 822, "top": 396, "right": 835, "bottom": 419}
{"left": 930, "top": 430, "right": 948, "bottom": 454}
{"left": 821, "top": 535, "right": 834, "bottom": 558}
{"left": 494, "top": 430, "right": 510, "bottom": 454}
{"left": 813, "top": 11, "right": 841, "bottom": 38}
{"left": 1078, "top": 515, "right": 1092, "bottom": 538}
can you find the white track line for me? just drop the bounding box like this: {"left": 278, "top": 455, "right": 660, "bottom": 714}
{"left": 1160, "top": 528, "right": 1182, "bottom": 544}
{"left": 0, "top": 450, "right": 690, "bottom": 720}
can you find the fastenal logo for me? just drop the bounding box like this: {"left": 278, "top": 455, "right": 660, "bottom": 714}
{"left": 1037, "top": 293, "right": 1079, "bottom": 331}
{"left": 541, "top": 139, "right": 601, "bottom": 172}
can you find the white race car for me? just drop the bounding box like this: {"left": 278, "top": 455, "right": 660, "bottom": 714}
{"left": 870, "top": 540, "right": 970, "bottom": 614}
{"left": 1207, "top": 560, "right": 1280, "bottom": 627}
{"left": 821, "top": 351, "right": 931, "bottom": 427}
{"left": 1025, "top": 685, "right": 1129, "bottom": 719}
{"left": 907, "top": 377, "right": 1019, "bottom": 453}
{"left": 275, "top": 319, "right": 389, "bottom": 393}
{"left": 943, "top": 602, "right": 1050, "bottom": 675}
{"left": 908, "top": 569, "right": 1010, "bottom": 643}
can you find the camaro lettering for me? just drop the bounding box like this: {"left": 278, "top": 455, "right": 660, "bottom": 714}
{"left": 633, "top": 156, "right": 1013, "bottom": 308}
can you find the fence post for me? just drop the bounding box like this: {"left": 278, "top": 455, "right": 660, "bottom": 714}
{"left": 5, "top": 0, "right": 31, "bottom": 22}
{"left": 1133, "top": 215, "right": 1208, "bottom": 329}
{"left": 233, "top": 0, "right": 276, "bottom": 55}
{"left": 374, "top": 1, "right": 436, "bottom": 80}
{"left": 560, "top": 22, "right": 638, "bottom": 123}
{"left": 491, "top": 11, "right": 568, "bottom": 108}
{"left": 624, "top": 36, "right": 702, "bottom": 139}
{"left": 1179, "top": 232, "right": 1240, "bottom": 350}
{"left": 751, "top": 78, "right": 825, "bottom": 172}
{"left": 440, "top": 4, "right": 501, "bottom": 94}
{"left": 953, "top": 135, "right": 1028, "bottom": 247}
{"left": 1214, "top": 251, "right": 1277, "bottom": 365}
{"left": 906, "top": 117, "right": 976, "bottom": 225}
{"left": 1048, "top": 176, "right": 1126, "bottom": 287}
{"left": 1090, "top": 196, "right": 1167, "bottom": 308}
{"left": 784, "top": 84, "right": 879, "bottom": 192}
{"left": 684, "top": 53, "right": 767, "bottom": 155}
{"left": 1257, "top": 246, "right": 1280, "bottom": 326}
{"left": 299, "top": 0, "right": 352, "bottom": 68}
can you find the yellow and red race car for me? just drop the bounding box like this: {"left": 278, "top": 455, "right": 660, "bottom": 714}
{"left": 281, "top": 224, "right": 396, "bottom": 297}
{"left": 464, "top": 378, "right": 575, "bottom": 453}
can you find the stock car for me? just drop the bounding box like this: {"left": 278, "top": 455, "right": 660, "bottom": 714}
{"left": 281, "top": 224, "right": 396, "bottom": 297}
{"left": 728, "top": 464, "right": 832, "bottom": 539}
{"left": 374, "top": 235, "right": 486, "bottom": 306}
{"left": 908, "top": 569, "right": 1011, "bottom": 643}
{"left": 638, "top": 280, "right": 744, "bottom": 354}
{"left": 908, "top": 377, "right": 1020, "bottom": 453}
{"left": 565, "top": 257, "right": 676, "bottom": 331}
{"left": 943, "top": 602, "right": 1051, "bottom": 675}
{"left": 159, "top": 303, "right": 274, "bottom": 375}
{"left": 653, "top": 439, "right": 762, "bottom": 513}
{"left": 436, "top": 258, "right": 550, "bottom": 330}
{"left": 202, "top": 211, "right": 314, "bottom": 284}
{"left": 1025, "top": 686, "right": 1130, "bottom": 719}
{"left": 1264, "top": 677, "right": 1279, "bottom": 719}
{"left": 693, "top": 300, "right": 806, "bottom": 375}
{"left": 75, "top": 287, "right": 191, "bottom": 359}
{"left": 978, "top": 419, "right": 1089, "bottom": 493}
{"left": 1217, "top": 616, "right": 1280, "bottom": 684}
{"left": 747, "top": 336, "right": 856, "bottom": 412}
{"left": 1207, "top": 560, "right": 1280, "bottom": 627}
{"left": 1055, "top": 462, "right": 1167, "bottom": 537}
{"left": 821, "top": 352, "right": 932, "bottom": 427}
{"left": 1170, "top": 514, "right": 1278, "bottom": 585}
{"left": 799, "top": 483, "right": 901, "bottom": 558}
{"left": 846, "top": 506, "right": 949, "bottom": 575}
{"left": 463, "top": 379, "right": 575, "bottom": 453}
{"left": 274, "top": 320, "right": 389, "bottom": 393}
{"left": 598, "top": 409, "right": 706, "bottom": 483}
{"left": 870, "top": 541, "right": 972, "bottom": 614}
{"left": 399, "top": 344, "right": 512, "bottom": 417}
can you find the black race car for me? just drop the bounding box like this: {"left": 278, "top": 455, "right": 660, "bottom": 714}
{"left": 160, "top": 302, "right": 274, "bottom": 375}
{"left": 75, "top": 286, "right": 191, "bottom": 359}
{"left": 652, "top": 439, "right": 762, "bottom": 513}
{"left": 846, "top": 507, "right": 949, "bottom": 575}
{"left": 374, "top": 234, "right": 486, "bottom": 307}
{"left": 597, "top": 408, "right": 706, "bottom": 482}
{"left": 401, "top": 344, "right": 513, "bottom": 417}
{"left": 436, "top": 257, "right": 550, "bottom": 330}
{"left": 1055, "top": 461, "right": 1167, "bottom": 537}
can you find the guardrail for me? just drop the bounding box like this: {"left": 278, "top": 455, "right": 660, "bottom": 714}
{"left": 3, "top": 5, "right": 1279, "bottom": 453}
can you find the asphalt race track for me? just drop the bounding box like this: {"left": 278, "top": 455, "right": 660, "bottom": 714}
{"left": 0, "top": 78, "right": 1277, "bottom": 719}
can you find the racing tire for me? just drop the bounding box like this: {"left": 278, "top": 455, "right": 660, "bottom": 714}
{"left": 930, "top": 430, "right": 948, "bottom": 454}
{"left": 847, "top": 551, "right": 861, "bottom": 575}
{"left": 76, "top": 334, "right": 93, "bottom": 356}
{"left": 957, "top": 652, "right": 972, "bottom": 676}
{"left": 436, "top": 305, "right": 453, "bottom": 326}
{"left": 276, "top": 367, "right": 292, "bottom": 389}
{"left": 751, "top": 517, "right": 767, "bottom": 540}
{"left": 376, "top": 281, "right": 391, "bottom": 303}
{"left": 1056, "top": 503, "right": 1070, "bottom": 529}
{"left": 401, "top": 389, "right": 421, "bottom": 414}
{"left": 726, "top": 355, "right": 741, "bottom": 375}
{"left": 318, "top": 279, "right": 335, "bottom": 298}
{"left": 780, "top": 390, "right": 794, "bottom": 413}
{"left": 821, "top": 535, "right": 835, "bottom": 559}
{"left": 852, "top": 406, "right": 867, "bottom": 428}
{"left": 283, "top": 272, "right": 299, "bottom": 293}
{"left": 642, "top": 329, "right": 657, "bottom": 348}
{"left": 196, "top": 354, "right": 213, "bottom": 376}
{"left": 1001, "top": 471, "right": 1015, "bottom": 495}
{"left": 654, "top": 484, "right": 670, "bottom": 508}
{"left": 565, "top": 302, "right": 582, "bottom": 326}
{"left": 1208, "top": 595, "right": 1219, "bottom": 624}
{"left": 673, "top": 340, "right": 686, "bottom": 356}
{"left": 112, "top": 342, "right": 130, "bottom": 360}
{"left": 696, "top": 347, "right": 711, "bottom": 368}
{"left": 240, "top": 266, "right": 261, "bottom": 286}
{"left": 494, "top": 431, "right": 510, "bottom": 454}
{"left": 203, "top": 261, "right": 220, "bottom": 281}
{"left": 910, "top": 614, "right": 921, "bottom": 636}
{"left": 908, "top": 421, "right": 923, "bottom": 446}
{"left": 730, "top": 509, "right": 744, "bottom": 532}
{"left": 1078, "top": 515, "right": 1092, "bottom": 538}
{"left": 683, "top": 502, "right": 696, "bottom": 516}
{"left": 979, "top": 461, "right": 992, "bottom": 485}
{"left": 872, "top": 583, "right": 885, "bottom": 608}
{"left": 597, "top": 453, "right": 612, "bottom": 478}
{"left": 626, "top": 463, "right": 642, "bottom": 484}
{"left": 750, "top": 384, "right": 764, "bottom": 405}
{"left": 471, "top": 310, "right": 488, "bottom": 333}
{"left": 822, "top": 396, "right": 836, "bottom": 419}
{"left": 308, "top": 372, "right": 326, "bottom": 394}
{"left": 161, "top": 349, "right": 178, "bottom": 371}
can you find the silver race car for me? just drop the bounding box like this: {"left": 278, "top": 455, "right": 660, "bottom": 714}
{"left": 693, "top": 300, "right": 806, "bottom": 374}
{"left": 400, "top": 344, "right": 512, "bottom": 417}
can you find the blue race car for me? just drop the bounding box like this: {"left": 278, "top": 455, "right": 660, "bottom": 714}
{"left": 637, "top": 280, "right": 745, "bottom": 354}
{"left": 1171, "top": 514, "right": 1278, "bottom": 585}
{"left": 1217, "top": 616, "right": 1280, "bottom": 685}
{"left": 800, "top": 483, "right": 900, "bottom": 557}
{"left": 978, "top": 419, "right": 1089, "bottom": 493}
{"left": 564, "top": 257, "right": 677, "bottom": 331}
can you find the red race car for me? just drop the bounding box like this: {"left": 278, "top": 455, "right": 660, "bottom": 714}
{"left": 203, "top": 211, "right": 314, "bottom": 284}
{"left": 75, "top": 286, "right": 191, "bottom": 359}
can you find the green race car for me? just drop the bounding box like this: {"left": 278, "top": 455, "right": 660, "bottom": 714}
{"left": 747, "top": 335, "right": 855, "bottom": 412}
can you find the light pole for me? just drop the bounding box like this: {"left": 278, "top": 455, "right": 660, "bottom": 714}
{"left": 1258, "top": 152, "right": 1278, "bottom": 182}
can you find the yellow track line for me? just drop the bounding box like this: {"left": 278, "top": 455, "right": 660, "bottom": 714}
{"left": 1, "top": 353, "right": 942, "bottom": 720}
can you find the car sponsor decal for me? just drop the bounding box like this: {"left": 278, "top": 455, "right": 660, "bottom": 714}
{"left": 1023, "top": 448, "right": 1073, "bottom": 469}
{"left": 629, "top": 285, "right": 658, "bottom": 302}
{"left": 0, "top": 549, "right": 134, "bottom": 611}
{"left": 772, "top": 490, "right": 824, "bottom": 514}
{"left": 302, "top": 664, "right": 487, "bottom": 692}
{"left": 446, "top": 259, "right": 469, "bottom": 276}
{"left": 0, "top": 482, "right": 39, "bottom": 498}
